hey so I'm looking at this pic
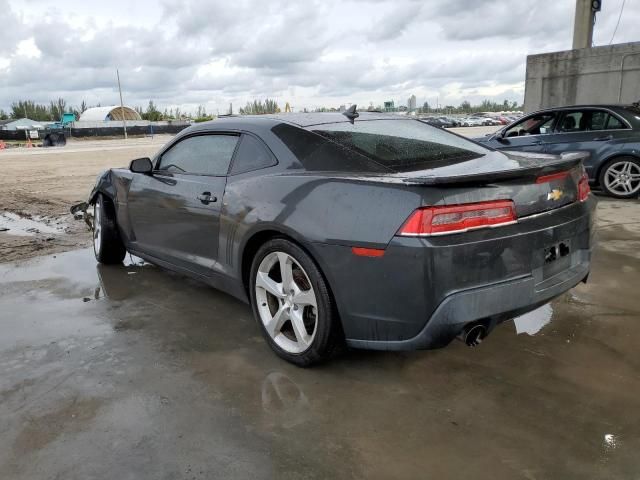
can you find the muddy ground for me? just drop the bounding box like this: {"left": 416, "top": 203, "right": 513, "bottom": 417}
{"left": 1, "top": 129, "right": 640, "bottom": 478}
{"left": 0, "top": 199, "right": 639, "bottom": 479}
{"left": 0, "top": 136, "right": 172, "bottom": 262}
{"left": 0, "top": 127, "right": 502, "bottom": 263}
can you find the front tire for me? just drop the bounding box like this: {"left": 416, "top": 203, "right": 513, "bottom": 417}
{"left": 249, "top": 239, "right": 341, "bottom": 367}
{"left": 93, "top": 194, "right": 126, "bottom": 264}
{"left": 599, "top": 157, "right": 640, "bottom": 199}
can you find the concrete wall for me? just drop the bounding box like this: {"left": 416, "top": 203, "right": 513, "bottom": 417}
{"left": 524, "top": 41, "right": 640, "bottom": 113}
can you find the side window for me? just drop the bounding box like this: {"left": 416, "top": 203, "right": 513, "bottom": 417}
{"left": 588, "top": 111, "right": 608, "bottom": 130}
{"left": 504, "top": 113, "right": 555, "bottom": 137}
{"left": 157, "top": 135, "right": 239, "bottom": 175}
{"left": 558, "top": 111, "right": 584, "bottom": 132}
{"left": 229, "top": 134, "right": 277, "bottom": 175}
{"left": 606, "top": 114, "right": 627, "bottom": 130}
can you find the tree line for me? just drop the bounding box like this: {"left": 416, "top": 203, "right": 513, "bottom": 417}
{"left": 0, "top": 97, "right": 524, "bottom": 123}
{"left": 0, "top": 98, "right": 218, "bottom": 122}
{"left": 0, "top": 98, "right": 87, "bottom": 122}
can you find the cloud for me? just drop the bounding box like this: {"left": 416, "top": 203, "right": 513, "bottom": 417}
{"left": 367, "top": 1, "right": 423, "bottom": 42}
{"left": 0, "top": 0, "right": 28, "bottom": 54}
{"left": 0, "top": 0, "right": 638, "bottom": 113}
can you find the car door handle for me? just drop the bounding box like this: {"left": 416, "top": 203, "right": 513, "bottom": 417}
{"left": 197, "top": 192, "right": 217, "bottom": 204}
{"left": 594, "top": 135, "right": 613, "bottom": 141}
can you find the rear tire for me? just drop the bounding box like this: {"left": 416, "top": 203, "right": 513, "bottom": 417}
{"left": 249, "top": 238, "right": 341, "bottom": 367}
{"left": 93, "top": 194, "right": 126, "bottom": 264}
{"left": 599, "top": 157, "right": 640, "bottom": 199}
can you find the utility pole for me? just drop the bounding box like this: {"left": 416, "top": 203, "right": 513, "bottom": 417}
{"left": 116, "top": 69, "right": 128, "bottom": 140}
{"left": 573, "top": 0, "right": 602, "bottom": 49}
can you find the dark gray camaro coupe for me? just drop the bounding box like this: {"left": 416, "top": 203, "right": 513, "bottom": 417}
{"left": 85, "top": 111, "right": 595, "bottom": 366}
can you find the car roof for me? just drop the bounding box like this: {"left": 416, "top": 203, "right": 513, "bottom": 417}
{"left": 531, "top": 104, "right": 637, "bottom": 113}
{"left": 188, "top": 111, "right": 404, "bottom": 131}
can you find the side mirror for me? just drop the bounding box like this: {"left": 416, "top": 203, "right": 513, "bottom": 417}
{"left": 130, "top": 157, "right": 153, "bottom": 174}
{"left": 494, "top": 130, "right": 507, "bottom": 142}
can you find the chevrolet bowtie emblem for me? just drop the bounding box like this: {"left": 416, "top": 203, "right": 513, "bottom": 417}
{"left": 547, "top": 189, "right": 564, "bottom": 201}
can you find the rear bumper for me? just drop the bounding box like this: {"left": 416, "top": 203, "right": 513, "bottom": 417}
{"left": 311, "top": 198, "right": 596, "bottom": 351}
{"left": 346, "top": 257, "right": 589, "bottom": 351}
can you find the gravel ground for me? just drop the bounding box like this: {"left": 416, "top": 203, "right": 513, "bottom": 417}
{"left": 0, "top": 136, "right": 172, "bottom": 262}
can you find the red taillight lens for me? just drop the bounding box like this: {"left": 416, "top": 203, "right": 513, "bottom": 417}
{"left": 536, "top": 170, "right": 570, "bottom": 184}
{"left": 578, "top": 173, "right": 591, "bottom": 202}
{"left": 398, "top": 200, "right": 517, "bottom": 236}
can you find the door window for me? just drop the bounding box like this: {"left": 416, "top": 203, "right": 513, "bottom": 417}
{"left": 504, "top": 113, "right": 556, "bottom": 137}
{"left": 588, "top": 111, "right": 608, "bottom": 130}
{"left": 229, "top": 134, "right": 277, "bottom": 175}
{"left": 558, "top": 112, "right": 584, "bottom": 132}
{"left": 605, "top": 114, "right": 627, "bottom": 130}
{"left": 157, "top": 134, "right": 239, "bottom": 175}
{"left": 558, "top": 110, "right": 629, "bottom": 132}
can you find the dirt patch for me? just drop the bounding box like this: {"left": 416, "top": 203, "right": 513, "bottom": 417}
{"left": 0, "top": 136, "right": 171, "bottom": 263}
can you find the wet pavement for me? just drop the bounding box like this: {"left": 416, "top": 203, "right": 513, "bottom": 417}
{"left": 1, "top": 199, "right": 639, "bottom": 479}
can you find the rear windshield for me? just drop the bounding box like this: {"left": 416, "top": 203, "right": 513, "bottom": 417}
{"left": 272, "top": 119, "right": 487, "bottom": 173}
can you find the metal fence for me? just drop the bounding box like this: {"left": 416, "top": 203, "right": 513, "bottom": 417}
{"left": 0, "top": 123, "right": 190, "bottom": 141}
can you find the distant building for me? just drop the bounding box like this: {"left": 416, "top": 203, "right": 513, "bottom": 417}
{"left": 0, "top": 118, "right": 46, "bottom": 131}
{"left": 408, "top": 95, "right": 417, "bottom": 112}
{"left": 383, "top": 101, "right": 395, "bottom": 112}
{"left": 79, "top": 106, "right": 141, "bottom": 122}
{"left": 338, "top": 104, "right": 346, "bottom": 112}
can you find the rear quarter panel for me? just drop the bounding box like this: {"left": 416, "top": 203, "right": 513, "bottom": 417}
{"left": 220, "top": 173, "right": 428, "bottom": 275}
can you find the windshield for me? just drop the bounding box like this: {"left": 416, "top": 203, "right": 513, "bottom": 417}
{"left": 307, "top": 119, "right": 487, "bottom": 173}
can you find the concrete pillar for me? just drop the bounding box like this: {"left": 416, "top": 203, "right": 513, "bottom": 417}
{"left": 573, "top": 0, "right": 595, "bottom": 50}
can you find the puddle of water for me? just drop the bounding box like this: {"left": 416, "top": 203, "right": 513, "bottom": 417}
{"left": 0, "top": 212, "right": 64, "bottom": 236}
{"left": 513, "top": 303, "right": 553, "bottom": 335}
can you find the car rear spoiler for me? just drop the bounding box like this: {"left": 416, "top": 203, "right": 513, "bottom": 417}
{"left": 402, "top": 152, "right": 589, "bottom": 186}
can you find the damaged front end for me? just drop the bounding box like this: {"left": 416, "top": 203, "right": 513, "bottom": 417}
{"left": 70, "top": 201, "right": 93, "bottom": 230}
{"left": 70, "top": 169, "right": 115, "bottom": 230}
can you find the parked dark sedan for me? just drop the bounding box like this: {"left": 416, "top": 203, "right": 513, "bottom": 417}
{"left": 476, "top": 104, "right": 640, "bottom": 198}
{"left": 83, "top": 111, "right": 595, "bottom": 366}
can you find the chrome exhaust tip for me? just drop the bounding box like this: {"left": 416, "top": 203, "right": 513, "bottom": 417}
{"left": 459, "top": 323, "right": 488, "bottom": 347}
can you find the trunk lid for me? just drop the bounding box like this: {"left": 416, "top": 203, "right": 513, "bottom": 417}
{"left": 399, "top": 151, "right": 588, "bottom": 218}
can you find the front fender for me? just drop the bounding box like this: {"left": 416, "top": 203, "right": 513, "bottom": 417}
{"left": 70, "top": 169, "right": 118, "bottom": 227}
{"left": 88, "top": 169, "right": 117, "bottom": 205}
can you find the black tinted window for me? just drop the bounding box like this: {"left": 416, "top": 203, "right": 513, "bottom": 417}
{"left": 271, "top": 123, "right": 390, "bottom": 173}
{"left": 229, "top": 134, "right": 277, "bottom": 175}
{"left": 309, "top": 120, "right": 487, "bottom": 172}
{"left": 158, "top": 135, "right": 238, "bottom": 175}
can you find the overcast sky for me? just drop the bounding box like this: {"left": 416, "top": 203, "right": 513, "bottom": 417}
{"left": 1, "top": 0, "right": 638, "bottom": 113}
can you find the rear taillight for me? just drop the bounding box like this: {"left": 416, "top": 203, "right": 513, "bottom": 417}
{"left": 578, "top": 173, "right": 591, "bottom": 202}
{"left": 398, "top": 200, "right": 517, "bottom": 236}
{"left": 536, "top": 170, "right": 570, "bottom": 184}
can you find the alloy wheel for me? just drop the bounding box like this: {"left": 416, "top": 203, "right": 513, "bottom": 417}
{"left": 604, "top": 161, "right": 640, "bottom": 196}
{"left": 255, "top": 252, "right": 318, "bottom": 354}
{"left": 93, "top": 202, "right": 101, "bottom": 254}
